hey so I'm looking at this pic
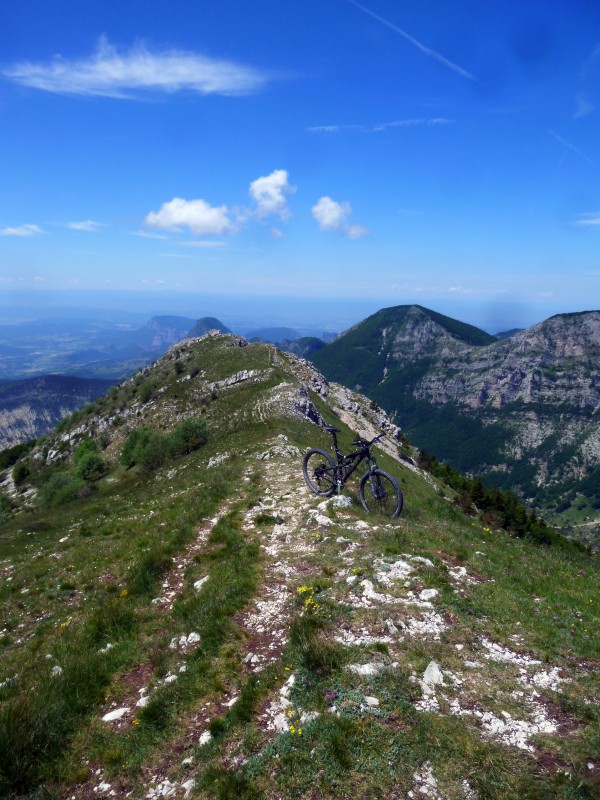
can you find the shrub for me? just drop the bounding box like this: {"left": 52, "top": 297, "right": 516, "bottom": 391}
{"left": 74, "top": 452, "right": 107, "bottom": 482}
{"left": 38, "top": 473, "right": 87, "bottom": 507}
{"left": 73, "top": 439, "right": 107, "bottom": 481}
{"left": 0, "top": 440, "right": 35, "bottom": 471}
{"left": 121, "top": 420, "right": 207, "bottom": 472}
{"left": 120, "top": 427, "right": 153, "bottom": 469}
{"left": 137, "top": 380, "right": 158, "bottom": 404}
{"left": 136, "top": 433, "right": 168, "bottom": 471}
{"left": 168, "top": 419, "right": 208, "bottom": 457}
{"left": 0, "top": 495, "right": 12, "bottom": 524}
{"left": 121, "top": 427, "right": 167, "bottom": 471}
{"left": 12, "top": 462, "right": 30, "bottom": 486}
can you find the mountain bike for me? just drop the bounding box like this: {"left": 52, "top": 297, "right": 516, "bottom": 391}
{"left": 302, "top": 425, "right": 403, "bottom": 517}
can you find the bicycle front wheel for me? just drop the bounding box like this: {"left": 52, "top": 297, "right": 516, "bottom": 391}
{"left": 303, "top": 448, "right": 336, "bottom": 496}
{"left": 359, "top": 469, "right": 403, "bottom": 517}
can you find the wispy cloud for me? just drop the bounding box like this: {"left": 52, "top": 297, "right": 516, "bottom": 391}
{"left": 3, "top": 35, "right": 270, "bottom": 99}
{"left": 549, "top": 130, "right": 595, "bottom": 165}
{"left": 345, "top": 0, "right": 475, "bottom": 81}
{"left": 67, "top": 219, "right": 104, "bottom": 232}
{"left": 178, "top": 240, "right": 227, "bottom": 248}
{"left": 145, "top": 197, "right": 234, "bottom": 236}
{"left": 130, "top": 230, "right": 169, "bottom": 240}
{"left": 0, "top": 223, "right": 44, "bottom": 237}
{"left": 574, "top": 93, "right": 594, "bottom": 120}
{"left": 312, "top": 196, "right": 368, "bottom": 239}
{"left": 309, "top": 118, "right": 451, "bottom": 134}
{"left": 574, "top": 212, "right": 600, "bottom": 227}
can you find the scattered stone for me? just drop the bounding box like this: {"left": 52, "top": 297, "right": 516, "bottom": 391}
{"left": 146, "top": 778, "right": 177, "bottom": 798}
{"left": 199, "top": 731, "right": 212, "bottom": 746}
{"left": 181, "top": 779, "right": 195, "bottom": 798}
{"left": 348, "top": 662, "right": 385, "bottom": 676}
{"left": 331, "top": 495, "right": 353, "bottom": 509}
{"left": 102, "top": 707, "right": 130, "bottom": 722}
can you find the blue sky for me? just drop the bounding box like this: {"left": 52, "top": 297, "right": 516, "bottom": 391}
{"left": 1, "top": 0, "right": 599, "bottom": 330}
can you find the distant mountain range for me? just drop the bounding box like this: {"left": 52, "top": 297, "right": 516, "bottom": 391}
{"left": 311, "top": 304, "right": 600, "bottom": 546}
{"left": 245, "top": 326, "right": 302, "bottom": 344}
{"left": 0, "top": 315, "right": 231, "bottom": 381}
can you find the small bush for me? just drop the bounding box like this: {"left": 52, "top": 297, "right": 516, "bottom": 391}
{"left": 121, "top": 420, "right": 207, "bottom": 472}
{"left": 0, "top": 495, "right": 12, "bottom": 524}
{"left": 12, "top": 462, "right": 30, "bottom": 486}
{"left": 137, "top": 380, "right": 158, "bottom": 403}
{"left": 120, "top": 427, "right": 154, "bottom": 469}
{"left": 37, "top": 473, "right": 87, "bottom": 507}
{"left": 168, "top": 419, "right": 208, "bottom": 457}
{"left": 0, "top": 440, "right": 35, "bottom": 471}
{"left": 74, "top": 452, "right": 107, "bottom": 482}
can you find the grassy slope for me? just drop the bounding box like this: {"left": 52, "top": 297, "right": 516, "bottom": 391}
{"left": 0, "top": 335, "right": 598, "bottom": 799}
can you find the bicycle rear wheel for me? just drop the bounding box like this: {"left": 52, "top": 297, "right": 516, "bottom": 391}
{"left": 359, "top": 469, "right": 403, "bottom": 517}
{"left": 303, "top": 448, "right": 336, "bottom": 496}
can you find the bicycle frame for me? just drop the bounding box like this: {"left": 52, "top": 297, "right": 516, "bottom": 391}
{"left": 328, "top": 429, "right": 379, "bottom": 492}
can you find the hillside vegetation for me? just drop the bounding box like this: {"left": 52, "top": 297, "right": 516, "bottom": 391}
{"left": 0, "top": 333, "right": 598, "bottom": 799}
{"left": 312, "top": 305, "right": 600, "bottom": 548}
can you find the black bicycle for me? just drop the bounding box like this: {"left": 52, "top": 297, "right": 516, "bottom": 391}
{"left": 302, "top": 425, "right": 403, "bottom": 517}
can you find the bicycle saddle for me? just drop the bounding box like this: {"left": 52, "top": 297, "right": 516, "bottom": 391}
{"left": 323, "top": 424, "right": 341, "bottom": 433}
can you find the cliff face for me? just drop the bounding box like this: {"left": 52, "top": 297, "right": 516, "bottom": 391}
{"left": 312, "top": 306, "right": 600, "bottom": 536}
{"left": 0, "top": 375, "right": 115, "bottom": 449}
{"left": 415, "top": 311, "right": 600, "bottom": 411}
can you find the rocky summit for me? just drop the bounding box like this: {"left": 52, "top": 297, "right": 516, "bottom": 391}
{"left": 0, "top": 332, "right": 598, "bottom": 799}
{"left": 312, "top": 306, "right": 600, "bottom": 548}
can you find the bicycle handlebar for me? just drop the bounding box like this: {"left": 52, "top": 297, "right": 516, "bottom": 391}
{"left": 350, "top": 434, "right": 384, "bottom": 448}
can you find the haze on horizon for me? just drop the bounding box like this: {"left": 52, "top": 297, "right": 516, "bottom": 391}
{"left": 1, "top": 1, "right": 599, "bottom": 330}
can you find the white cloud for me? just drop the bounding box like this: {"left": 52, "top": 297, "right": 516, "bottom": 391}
{"left": 0, "top": 224, "right": 44, "bottom": 237}
{"left": 145, "top": 197, "right": 233, "bottom": 236}
{"left": 4, "top": 36, "right": 269, "bottom": 99}
{"left": 67, "top": 220, "right": 104, "bottom": 232}
{"left": 574, "top": 212, "right": 600, "bottom": 226}
{"left": 249, "top": 169, "right": 296, "bottom": 219}
{"left": 311, "top": 196, "right": 368, "bottom": 239}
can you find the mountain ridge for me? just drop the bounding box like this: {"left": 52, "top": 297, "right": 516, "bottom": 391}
{"left": 0, "top": 332, "right": 598, "bottom": 798}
